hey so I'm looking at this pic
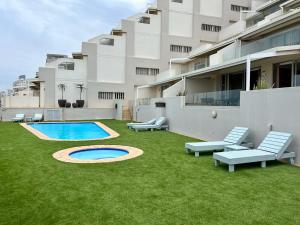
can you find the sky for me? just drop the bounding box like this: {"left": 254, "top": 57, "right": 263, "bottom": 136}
{"left": 0, "top": 0, "right": 154, "bottom": 91}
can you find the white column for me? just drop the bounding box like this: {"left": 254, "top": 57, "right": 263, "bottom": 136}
{"left": 246, "top": 56, "right": 251, "bottom": 91}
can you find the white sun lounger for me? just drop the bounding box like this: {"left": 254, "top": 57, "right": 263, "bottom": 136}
{"left": 32, "top": 114, "right": 43, "bottom": 122}
{"left": 185, "top": 127, "right": 249, "bottom": 157}
{"left": 213, "top": 131, "right": 295, "bottom": 172}
{"left": 11, "top": 114, "right": 25, "bottom": 122}
{"left": 131, "top": 117, "right": 168, "bottom": 132}
{"left": 127, "top": 118, "right": 156, "bottom": 129}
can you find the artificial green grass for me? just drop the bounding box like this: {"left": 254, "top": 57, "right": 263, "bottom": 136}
{"left": 0, "top": 120, "right": 299, "bottom": 225}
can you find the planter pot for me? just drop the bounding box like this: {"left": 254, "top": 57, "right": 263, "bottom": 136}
{"left": 65, "top": 102, "right": 71, "bottom": 108}
{"left": 58, "top": 99, "right": 67, "bottom": 108}
{"left": 76, "top": 100, "right": 85, "bottom": 108}
{"left": 72, "top": 103, "right": 78, "bottom": 108}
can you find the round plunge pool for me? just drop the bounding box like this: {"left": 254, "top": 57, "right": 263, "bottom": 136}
{"left": 70, "top": 148, "right": 129, "bottom": 160}
{"left": 52, "top": 145, "right": 143, "bottom": 163}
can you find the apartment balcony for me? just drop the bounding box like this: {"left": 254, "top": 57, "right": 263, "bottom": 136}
{"left": 241, "top": 25, "right": 300, "bottom": 56}
{"left": 185, "top": 89, "right": 241, "bottom": 106}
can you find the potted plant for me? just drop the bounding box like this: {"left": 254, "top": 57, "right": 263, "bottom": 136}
{"left": 57, "top": 84, "right": 66, "bottom": 107}
{"left": 76, "top": 84, "right": 85, "bottom": 108}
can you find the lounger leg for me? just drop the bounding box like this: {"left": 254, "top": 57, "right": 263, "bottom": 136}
{"left": 135, "top": 129, "right": 138, "bottom": 132}
{"left": 289, "top": 157, "right": 295, "bottom": 165}
{"left": 229, "top": 164, "right": 235, "bottom": 172}
{"left": 261, "top": 161, "right": 266, "bottom": 168}
{"left": 214, "top": 160, "right": 220, "bottom": 167}
{"left": 151, "top": 128, "right": 154, "bottom": 132}
{"left": 195, "top": 152, "right": 200, "bottom": 157}
{"left": 185, "top": 148, "right": 190, "bottom": 154}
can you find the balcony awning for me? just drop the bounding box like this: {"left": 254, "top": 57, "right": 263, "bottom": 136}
{"left": 146, "top": 45, "right": 300, "bottom": 88}
{"left": 185, "top": 45, "right": 300, "bottom": 79}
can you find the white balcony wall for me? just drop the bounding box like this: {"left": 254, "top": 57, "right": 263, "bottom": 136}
{"left": 163, "top": 79, "right": 184, "bottom": 98}
{"left": 219, "top": 21, "right": 246, "bottom": 42}
{"left": 209, "top": 42, "right": 240, "bottom": 66}
{"left": 156, "top": 70, "right": 172, "bottom": 82}
{"left": 54, "top": 58, "right": 87, "bottom": 107}
{"left": 5, "top": 96, "right": 39, "bottom": 108}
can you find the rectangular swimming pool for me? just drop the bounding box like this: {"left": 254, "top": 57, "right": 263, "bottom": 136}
{"left": 23, "top": 122, "right": 118, "bottom": 141}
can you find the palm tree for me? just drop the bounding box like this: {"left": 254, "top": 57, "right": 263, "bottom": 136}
{"left": 57, "top": 84, "right": 66, "bottom": 107}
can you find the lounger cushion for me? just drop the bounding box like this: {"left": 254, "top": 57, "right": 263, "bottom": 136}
{"left": 185, "top": 141, "right": 231, "bottom": 152}
{"left": 127, "top": 119, "right": 156, "bottom": 127}
{"left": 213, "top": 150, "right": 276, "bottom": 165}
{"left": 132, "top": 117, "right": 167, "bottom": 130}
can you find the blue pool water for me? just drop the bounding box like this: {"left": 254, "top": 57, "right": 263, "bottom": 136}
{"left": 70, "top": 148, "right": 129, "bottom": 160}
{"left": 29, "top": 122, "right": 110, "bottom": 140}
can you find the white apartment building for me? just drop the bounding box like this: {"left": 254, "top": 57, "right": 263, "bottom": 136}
{"left": 134, "top": 0, "right": 300, "bottom": 164}
{"left": 1, "top": 75, "right": 40, "bottom": 108}
{"left": 36, "top": 0, "right": 254, "bottom": 115}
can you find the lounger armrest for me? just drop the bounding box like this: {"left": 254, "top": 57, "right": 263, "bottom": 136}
{"left": 280, "top": 151, "right": 296, "bottom": 159}
{"left": 241, "top": 142, "right": 254, "bottom": 148}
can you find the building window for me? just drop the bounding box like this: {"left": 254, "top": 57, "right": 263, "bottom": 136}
{"left": 114, "top": 92, "right": 125, "bottom": 100}
{"left": 201, "top": 24, "right": 221, "bottom": 32}
{"left": 98, "top": 92, "right": 124, "bottom": 100}
{"left": 150, "top": 68, "right": 160, "bottom": 76}
{"left": 98, "top": 92, "right": 113, "bottom": 100}
{"left": 138, "top": 16, "right": 150, "bottom": 24}
{"left": 231, "top": 4, "right": 249, "bottom": 12}
{"left": 99, "top": 38, "right": 114, "bottom": 46}
{"left": 170, "top": 45, "right": 192, "bottom": 53}
{"left": 58, "top": 62, "right": 74, "bottom": 70}
{"left": 136, "top": 67, "right": 149, "bottom": 75}
{"left": 172, "top": 0, "right": 183, "bottom": 3}
{"left": 136, "top": 67, "right": 159, "bottom": 76}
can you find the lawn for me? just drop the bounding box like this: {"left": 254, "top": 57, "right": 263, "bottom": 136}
{"left": 0, "top": 120, "right": 300, "bottom": 225}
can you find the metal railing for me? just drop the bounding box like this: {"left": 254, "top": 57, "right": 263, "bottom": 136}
{"left": 185, "top": 89, "right": 241, "bottom": 106}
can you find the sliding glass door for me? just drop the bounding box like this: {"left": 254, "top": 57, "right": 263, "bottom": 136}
{"left": 277, "top": 62, "right": 293, "bottom": 88}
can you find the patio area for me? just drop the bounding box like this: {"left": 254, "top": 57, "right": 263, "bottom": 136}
{"left": 0, "top": 120, "right": 299, "bottom": 225}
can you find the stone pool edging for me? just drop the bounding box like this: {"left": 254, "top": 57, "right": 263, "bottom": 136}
{"left": 52, "top": 145, "right": 144, "bottom": 163}
{"left": 20, "top": 122, "right": 119, "bottom": 141}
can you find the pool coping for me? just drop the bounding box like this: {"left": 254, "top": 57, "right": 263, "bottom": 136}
{"left": 20, "top": 122, "right": 119, "bottom": 141}
{"left": 52, "top": 145, "right": 143, "bottom": 163}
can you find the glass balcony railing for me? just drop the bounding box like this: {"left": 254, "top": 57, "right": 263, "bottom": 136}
{"left": 185, "top": 89, "right": 241, "bottom": 106}
{"left": 241, "top": 25, "right": 300, "bottom": 56}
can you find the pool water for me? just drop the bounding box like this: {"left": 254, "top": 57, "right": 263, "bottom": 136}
{"left": 70, "top": 148, "right": 129, "bottom": 160}
{"left": 29, "top": 122, "right": 110, "bottom": 140}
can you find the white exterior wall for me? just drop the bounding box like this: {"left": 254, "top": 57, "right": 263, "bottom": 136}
{"left": 5, "top": 96, "right": 39, "bottom": 108}
{"left": 44, "top": 58, "right": 87, "bottom": 107}
{"left": 168, "top": 0, "right": 193, "bottom": 37}
{"left": 97, "top": 35, "right": 126, "bottom": 83}
{"left": 134, "top": 14, "right": 161, "bottom": 59}
{"left": 200, "top": 0, "right": 223, "bottom": 18}
{"left": 169, "top": 12, "right": 193, "bottom": 37}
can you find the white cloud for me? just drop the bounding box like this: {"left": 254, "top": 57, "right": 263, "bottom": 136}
{"left": 101, "top": 0, "right": 155, "bottom": 10}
